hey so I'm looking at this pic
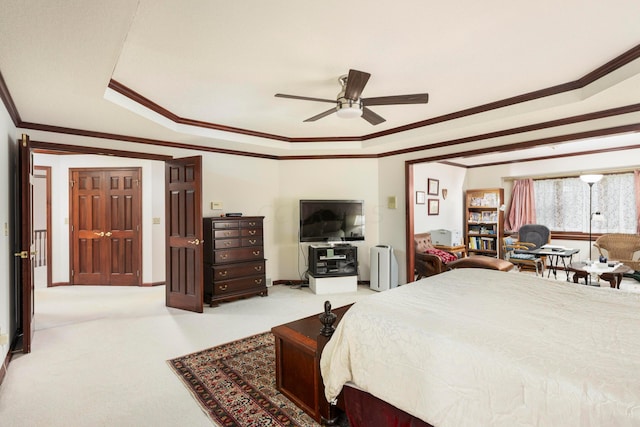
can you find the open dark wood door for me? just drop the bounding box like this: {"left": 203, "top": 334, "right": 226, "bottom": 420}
{"left": 165, "top": 156, "right": 203, "bottom": 312}
{"left": 15, "top": 134, "right": 35, "bottom": 353}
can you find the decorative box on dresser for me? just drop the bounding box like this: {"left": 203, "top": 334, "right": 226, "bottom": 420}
{"left": 203, "top": 216, "right": 267, "bottom": 307}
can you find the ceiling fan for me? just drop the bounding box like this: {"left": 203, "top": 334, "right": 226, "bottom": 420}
{"left": 275, "top": 69, "right": 429, "bottom": 125}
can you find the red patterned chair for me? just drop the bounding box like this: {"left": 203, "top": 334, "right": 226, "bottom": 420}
{"left": 414, "top": 232, "right": 458, "bottom": 279}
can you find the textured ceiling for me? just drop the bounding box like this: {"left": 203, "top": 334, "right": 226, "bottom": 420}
{"left": 1, "top": 0, "right": 640, "bottom": 162}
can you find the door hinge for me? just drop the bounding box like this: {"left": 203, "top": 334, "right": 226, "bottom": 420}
{"left": 71, "top": 269, "right": 74, "bottom": 276}
{"left": 70, "top": 180, "right": 75, "bottom": 188}
{"left": 137, "top": 270, "right": 140, "bottom": 277}
{"left": 135, "top": 179, "right": 140, "bottom": 187}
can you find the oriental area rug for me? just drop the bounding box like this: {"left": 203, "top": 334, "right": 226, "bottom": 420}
{"left": 168, "top": 332, "right": 321, "bottom": 427}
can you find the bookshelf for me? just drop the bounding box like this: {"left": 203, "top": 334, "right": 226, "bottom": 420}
{"left": 465, "top": 188, "right": 504, "bottom": 258}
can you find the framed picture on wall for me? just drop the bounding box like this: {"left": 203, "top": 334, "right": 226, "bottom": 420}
{"left": 416, "top": 191, "right": 425, "bottom": 204}
{"left": 428, "top": 199, "right": 439, "bottom": 215}
{"left": 427, "top": 178, "right": 439, "bottom": 195}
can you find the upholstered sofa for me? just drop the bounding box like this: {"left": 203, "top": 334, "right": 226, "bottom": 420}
{"left": 414, "top": 232, "right": 457, "bottom": 279}
{"left": 594, "top": 233, "right": 640, "bottom": 271}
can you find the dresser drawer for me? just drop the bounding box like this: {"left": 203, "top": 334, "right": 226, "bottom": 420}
{"left": 213, "top": 221, "right": 239, "bottom": 229}
{"left": 241, "top": 236, "right": 263, "bottom": 247}
{"left": 240, "top": 219, "right": 262, "bottom": 228}
{"left": 241, "top": 227, "right": 263, "bottom": 237}
{"left": 214, "top": 247, "right": 264, "bottom": 264}
{"left": 213, "top": 229, "right": 240, "bottom": 239}
{"left": 212, "top": 238, "right": 240, "bottom": 249}
{"left": 214, "top": 275, "right": 267, "bottom": 295}
{"left": 211, "top": 260, "right": 265, "bottom": 281}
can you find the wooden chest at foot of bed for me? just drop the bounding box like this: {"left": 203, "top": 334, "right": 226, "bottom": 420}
{"left": 271, "top": 304, "right": 351, "bottom": 424}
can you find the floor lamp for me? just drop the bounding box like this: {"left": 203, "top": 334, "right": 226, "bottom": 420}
{"left": 580, "top": 173, "right": 603, "bottom": 261}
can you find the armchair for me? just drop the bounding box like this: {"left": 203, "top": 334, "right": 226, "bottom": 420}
{"left": 414, "top": 232, "right": 457, "bottom": 279}
{"left": 594, "top": 233, "right": 640, "bottom": 271}
{"left": 502, "top": 224, "right": 550, "bottom": 276}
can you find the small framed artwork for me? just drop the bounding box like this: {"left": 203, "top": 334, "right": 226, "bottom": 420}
{"left": 428, "top": 199, "right": 439, "bottom": 215}
{"left": 427, "top": 178, "right": 439, "bottom": 195}
{"left": 415, "top": 191, "right": 425, "bottom": 204}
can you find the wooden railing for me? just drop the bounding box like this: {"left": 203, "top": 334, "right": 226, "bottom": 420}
{"left": 34, "top": 229, "right": 47, "bottom": 267}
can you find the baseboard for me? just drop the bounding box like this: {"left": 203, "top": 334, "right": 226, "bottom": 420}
{"left": 0, "top": 351, "right": 8, "bottom": 387}
{"left": 51, "top": 282, "right": 70, "bottom": 287}
{"left": 273, "top": 279, "right": 370, "bottom": 287}
{"left": 141, "top": 281, "right": 165, "bottom": 287}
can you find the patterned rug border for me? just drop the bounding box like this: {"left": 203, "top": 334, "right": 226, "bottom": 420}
{"left": 167, "top": 331, "right": 318, "bottom": 427}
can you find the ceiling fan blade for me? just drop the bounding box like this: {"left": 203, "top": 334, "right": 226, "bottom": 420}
{"left": 275, "top": 93, "right": 336, "bottom": 104}
{"left": 303, "top": 107, "right": 337, "bottom": 122}
{"left": 362, "top": 107, "right": 386, "bottom": 126}
{"left": 363, "top": 93, "right": 429, "bottom": 106}
{"left": 344, "top": 69, "right": 371, "bottom": 100}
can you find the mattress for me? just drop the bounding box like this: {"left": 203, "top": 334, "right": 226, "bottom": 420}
{"left": 320, "top": 268, "right": 640, "bottom": 427}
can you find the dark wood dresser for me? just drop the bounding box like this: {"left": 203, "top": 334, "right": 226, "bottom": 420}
{"left": 203, "top": 216, "right": 267, "bottom": 306}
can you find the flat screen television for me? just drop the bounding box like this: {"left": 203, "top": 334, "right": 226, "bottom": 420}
{"left": 299, "top": 199, "right": 365, "bottom": 242}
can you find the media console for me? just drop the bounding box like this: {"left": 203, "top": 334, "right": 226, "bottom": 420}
{"left": 308, "top": 244, "right": 358, "bottom": 294}
{"left": 308, "top": 244, "right": 358, "bottom": 277}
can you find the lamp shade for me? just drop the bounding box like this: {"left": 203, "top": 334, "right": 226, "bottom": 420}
{"left": 580, "top": 174, "right": 603, "bottom": 184}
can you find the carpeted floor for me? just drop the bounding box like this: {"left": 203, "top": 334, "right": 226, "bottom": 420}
{"left": 168, "top": 332, "right": 321, "bottom": 427}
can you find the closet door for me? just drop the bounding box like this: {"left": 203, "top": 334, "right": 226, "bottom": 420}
{"left": 70, "top": 168, "right": 141, "bottom": 285}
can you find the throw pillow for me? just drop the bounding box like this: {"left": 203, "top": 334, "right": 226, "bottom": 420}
{"left": 425, "top": 248, "right": 457, "bottom": 264}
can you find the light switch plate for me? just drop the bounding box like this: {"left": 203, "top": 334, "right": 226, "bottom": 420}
{"left": 388, "top": 196, "right": 397, "bottom": 209}
{"left": 211, "top": 201, "right": 223, "bottom": 209}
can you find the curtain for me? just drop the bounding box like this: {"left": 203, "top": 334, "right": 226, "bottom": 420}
{"left": 504, "top": 179, "right": 536, "bottom": 233}
{"left": 534, "top": 174, "right": 636, "bottom": 233}
{"left": 635, "top": 170, "right": 640, "bottom": 233}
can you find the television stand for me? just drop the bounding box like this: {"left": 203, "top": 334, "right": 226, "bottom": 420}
{"left": 308, "top": 244, "right": 358, "bottom": 294}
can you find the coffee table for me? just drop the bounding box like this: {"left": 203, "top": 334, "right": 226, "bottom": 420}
{"left": 568, "top": 262, "right": 633, "bottom": 288}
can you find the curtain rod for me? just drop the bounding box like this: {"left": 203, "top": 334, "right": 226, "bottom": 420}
{"left": 502, "top": 166, "right": 639, "bottom": 182}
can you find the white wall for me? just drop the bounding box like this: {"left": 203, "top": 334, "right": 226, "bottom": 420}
{"left": 277, "top": 158, "right": 380, "bottom": 282}
{"left": 0, "top": 105, "right": 17, "bottom": 364}
{"left": 413, "top": 162, "right": 466, "bottom": 235}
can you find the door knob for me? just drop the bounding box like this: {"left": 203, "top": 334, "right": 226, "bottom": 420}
{"left": 105, "top": 231, "right": 112, "bottom": 237}
{"left": 188, "top": 238, "right": 200, "bottom": 245}
{"left": 13, "top": 250, "right": 36, "bottom": 258}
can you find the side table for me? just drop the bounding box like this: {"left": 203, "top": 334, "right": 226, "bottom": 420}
{"left": 568, "top": 262, "right": 633, "bottom": 288}
{"left": 271, "top": 304, "right": 352, "bottom": 423}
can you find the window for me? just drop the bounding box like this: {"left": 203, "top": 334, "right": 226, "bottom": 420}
{"left": 533, "top": 173, "right": 637, "bottom": 233}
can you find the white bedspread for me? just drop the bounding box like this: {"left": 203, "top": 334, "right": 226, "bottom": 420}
{"left": 320, "top": 269, "right": 640, "bottom": 427}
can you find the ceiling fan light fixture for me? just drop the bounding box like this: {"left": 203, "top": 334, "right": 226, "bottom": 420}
{"left": 336, "top": 97, "right": 363, "bottom": 119}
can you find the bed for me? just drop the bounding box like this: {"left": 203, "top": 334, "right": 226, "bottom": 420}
{"left": 320, "top": 268, "right": 640, "bottom": 427}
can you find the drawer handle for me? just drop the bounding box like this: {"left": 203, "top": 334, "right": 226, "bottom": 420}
{"left": 218, "top": 271, "right": 228, "bottom": 277}
{"left": 249, "top": 222, "right": 256, "bottom": 226}
{"left": 253, "top": 250, "right": 261, "bottom": 256}
{"left": 221, "top": 254, "right": 228, "bottom": 259}
{"left": 254, "top": 266, "right": 262, "bottom": 271}
{"left": 224, "top": 241, "right": 231, "bottom": 246}
{"left": 219, "top": 284, "right": 228, "bottom": 291}
{"left": 249, "top": 239, "right": 256, "bottom": 244}
{"left": 249, "top": 230, "right": 256, "bottom": 235}
{"left": 225, "top": 231, "right": 232, "bottom": 236}
{"left": 255, "top": 278, "right": 263, "bottom": 284}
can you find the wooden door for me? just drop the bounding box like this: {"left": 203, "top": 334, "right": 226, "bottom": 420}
{"left": 165, "top": 156, "right": 203, "bottom": 312}
{"left": 70, "top": 168, "right": 141, "bottom": 286}
{"left": 15, "top": 134, "right": 35, "bottom": 353}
